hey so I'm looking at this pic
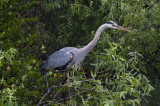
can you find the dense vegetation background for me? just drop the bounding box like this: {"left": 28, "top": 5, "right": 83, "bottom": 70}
{"left": 0, "top": 0, "right": 160, "bottom": 105}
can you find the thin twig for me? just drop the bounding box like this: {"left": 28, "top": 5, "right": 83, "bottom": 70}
{"left": 37, "top": 77, "right": 95, "bottom": 105}
{"left": 52, "top": 83, "right": 66, "bottom": 99}
{"left": 37, "top": 91, "right": 49, "bottom": 106}
{"left": 37, "top": 75, "right": 68, "bottom": 105}
{"left": 47, "top": 89, "right": 89, "bottom": 105}
{"left": 37, "top": 83, "right": 58, "bottom": 105}
{"left": 16, "top": 12, "right": 28, "bottom": 27}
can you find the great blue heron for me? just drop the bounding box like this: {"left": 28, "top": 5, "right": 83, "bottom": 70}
{"left": 39, "top": 21, "right": 130, "bottom": 94}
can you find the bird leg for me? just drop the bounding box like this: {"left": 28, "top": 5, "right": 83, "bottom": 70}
{"left": 45, "top": 73, "right": 50, "bottom": 93}
{"left": 67, "top": 70, "right": 71, "bottom": 100}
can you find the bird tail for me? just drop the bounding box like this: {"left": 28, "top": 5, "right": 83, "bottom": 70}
{"left": 39, "top": 62, "right": 47, "bottom": 75}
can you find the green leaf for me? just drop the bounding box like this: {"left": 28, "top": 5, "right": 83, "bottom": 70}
{"left": 134, "top": 99, "right": 140, "bottom": 105}
{"left": 132, "top": 100, "right": 135, "bottom": 106}
{"left": 81, "top": 96, "right": 85, "bottom": 105}
{"left": 91, "top": 70, "right": 94, "bottom": 79}
{"left": 3, "top": 52, "right": 12, "bottom": 64}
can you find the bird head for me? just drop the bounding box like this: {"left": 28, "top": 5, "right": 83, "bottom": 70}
{"left": 105, "top": 21, "right": 131, "bottom": 32}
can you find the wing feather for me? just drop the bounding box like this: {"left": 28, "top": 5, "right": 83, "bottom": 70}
{"left": 44, "top": 49, "right": 74, "bottom": 70}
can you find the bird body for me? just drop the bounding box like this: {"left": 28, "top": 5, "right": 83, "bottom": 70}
{"left": 40, "top": 47, "right": 78, "bottom": 72}
{"left": 40, "top": 21, "right": 130, "bottom": 74}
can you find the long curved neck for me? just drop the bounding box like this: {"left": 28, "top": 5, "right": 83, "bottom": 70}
{"left": 81, "top": 24, "right": 107, "bottom": 54}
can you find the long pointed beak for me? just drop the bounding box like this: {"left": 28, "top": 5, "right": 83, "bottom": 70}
{"left": 115, "top": 25, "right": 131, "bottom": 32}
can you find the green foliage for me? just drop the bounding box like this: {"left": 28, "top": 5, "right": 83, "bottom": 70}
{"left": 0, "top": 0, "right": 40, "bottom": 105}
{"left": 63, "top": 39, "right": 154, "bottom": 105}
{"left": 1, "top": 0, "right": 160, "bottom": 105}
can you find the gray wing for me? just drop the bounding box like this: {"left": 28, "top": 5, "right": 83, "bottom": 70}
{"left": 42, "top": 49, "right": 74, "bottom": 70}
